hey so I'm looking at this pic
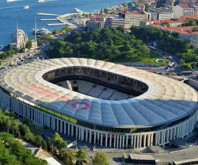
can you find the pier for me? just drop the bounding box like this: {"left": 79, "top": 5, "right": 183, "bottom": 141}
{"left": 47, "top": 23, "right": 67, "bottom": 26}
{"left": 40, "top": 18, "right": 58, "bottom": 21}
{"left": 37, "top": 13, "right": 59, "bottom": 16}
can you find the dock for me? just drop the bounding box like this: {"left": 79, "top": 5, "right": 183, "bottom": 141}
{"left": 37, "top": 13, "right": 59, "bottom": 16}
{"left": 40, "top": 18, "right": 58, "bottom": 21}
{"left": 47, "top": 23, "right": 67, "bottom": 26}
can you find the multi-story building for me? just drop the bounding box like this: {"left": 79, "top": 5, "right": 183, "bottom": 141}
{"left": 140, "top": 17, "right": 188, "bottom": 28}
{"left": 120, "top": 12, "right": 151, "bottom": 30}
{"left": 105, "top": 16, "right": 125, "bottom": 29}
{"left": 149, "top": 8, "right": 173, "bottom": 20}
{"left": 87, "top": 15, "right": 107, "bottom": 31}
{"left": 194, "top": 5, "right": 198, "bottom": 17}
{"left": 87, "top": 20, "right": 103, "bottom": 32}
{"left": 105, "top": 12, "right": 151, "bottom": 30}
{"left": 141, "top": 17, "right": 198, "bottom": 47}
{"left": 149, "top": 24, "right": 198, "bottom": 47}
{"left": 173, "top": 5, "right": 194, "bottom": 18}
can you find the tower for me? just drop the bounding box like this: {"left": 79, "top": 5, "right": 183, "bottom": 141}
{"left": 16, "top": 22, "right": 19, "bottom": 48}
{"left": 32, "top": 19, "right": 38, "bottom": 49}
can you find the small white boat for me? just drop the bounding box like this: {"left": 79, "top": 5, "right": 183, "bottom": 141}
{"left": 24, "top": 5, "right": 29, "bottom": 10}
{"left": 38, "top": 0, "right": 45, "bottom": 2}
{"left": 6, "top": 0, "right": 17, "bottom": 2}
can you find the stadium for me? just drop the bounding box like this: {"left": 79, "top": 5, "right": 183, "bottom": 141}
{"left": 0, "top": 58, "right": 197, "bottom": 149}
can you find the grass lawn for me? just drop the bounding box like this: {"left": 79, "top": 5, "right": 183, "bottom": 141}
{"left": 138, "top": 51, "right": 169, "bottom": 65}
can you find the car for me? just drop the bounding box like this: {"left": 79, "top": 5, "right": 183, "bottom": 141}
{"left": 83, "top": 159, "right": 89, "bottom": 163}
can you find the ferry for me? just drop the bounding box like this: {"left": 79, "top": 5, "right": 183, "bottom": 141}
{"left": 33, "top": 28, "right": 51, "bottom": 35}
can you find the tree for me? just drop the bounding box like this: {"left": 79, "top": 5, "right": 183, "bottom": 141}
{"left": 145, "top": 3, "right": 149, "bottom": 12}
{"left": 122, "top": 3, "right": 128, "bottom": 7}
{"left": 92, "top": 152, "right": 109, "bottom": 165}
{"left": 104, "top": 8, "right": 109, "bottom": 14}
{"left": 76, "top": 148, "right": 86, "bottom": 164}
{"left": 34, "top": 135, "right": 43, "bottom": 147}
{"left": 161, "top": 21, "right": 170, "bottom": 27}
{"left": 182, "top": 19, "right": 197, "bottom": 26}
{"left": 137, "top": 45, "right": 150, "bottom": 57}
{"left": 25, "top": 40, "right": 32, "bottom": 49}
{"left": 53, "top": 132, "right": 67, "bottom": 149}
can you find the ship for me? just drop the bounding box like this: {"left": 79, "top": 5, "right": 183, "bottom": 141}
{"left": 33, "top": 28, "right": 51, "bottom": 35}
{"left": 24, "top": 5, "right": 29, "bottom": 10}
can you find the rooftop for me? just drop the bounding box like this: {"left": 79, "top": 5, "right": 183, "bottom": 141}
{"left": 0, "top": 58, "right": 197, "bottom": 129}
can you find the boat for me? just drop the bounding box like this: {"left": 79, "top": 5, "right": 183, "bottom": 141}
{"left": 6, "top": 0, "right": 17, "bottom": 2}
{"left": 24, "top": 5, "right": 29, "bottom": 10}
{"left": 38, "top": 0, "right": 45, "bottom": 2}
{"left": 33, "top": 28, "right": 51, "bottom": 35}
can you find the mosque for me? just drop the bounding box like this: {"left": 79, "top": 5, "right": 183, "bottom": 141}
{"left": 10, "top": 25, "right": 28, "bottom": 49}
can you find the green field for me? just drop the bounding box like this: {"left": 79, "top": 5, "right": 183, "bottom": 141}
{"left": 137, "top": 51, "right": 169, "bottom": 65}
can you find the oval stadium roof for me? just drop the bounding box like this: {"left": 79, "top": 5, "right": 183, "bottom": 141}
{"left": 0, "top": 58, "right": 197, "bottom": 129}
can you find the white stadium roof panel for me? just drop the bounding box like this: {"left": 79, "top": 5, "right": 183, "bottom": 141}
{"left": 0, "top": 58, "right": 197, "bottom": 129}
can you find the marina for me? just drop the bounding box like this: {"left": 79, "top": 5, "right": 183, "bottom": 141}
{"left": 0, "top": 0, "right": 131, "bottom": 45}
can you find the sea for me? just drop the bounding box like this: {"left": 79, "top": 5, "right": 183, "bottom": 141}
{"left": 0, "top": 0, "right": 132, "bottom": 46}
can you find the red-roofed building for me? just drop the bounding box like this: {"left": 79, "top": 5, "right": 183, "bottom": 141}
{"left": 87, "top": 15, "right": 107, "bottom": 31}
{"left": 148, "top": 24, "right": 198, "bottom": 47}
{"left": 173, "top": 5, "right": 194, "bottom": 18}
{"left": 140, "top": 17, "right": 187, "bottom": 27}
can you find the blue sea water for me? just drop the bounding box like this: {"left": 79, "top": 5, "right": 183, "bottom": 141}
{"left": 0, "top": 0, "right": 132, "bottom": 46}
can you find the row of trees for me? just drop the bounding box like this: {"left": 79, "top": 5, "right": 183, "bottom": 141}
{"left": 130, "top": 26, "right": 198, "bottom": 69}
{"left": 0, "top": 132, "right": 47, "bottom": 165}
{"left": 47, "top": 28, "right": 151, "bottom": 63}
{"left": 0, "top": 108, "right": 109, "bottom": 165}
{"left": 0, "top": 47, "right": 19, "bottom": 65}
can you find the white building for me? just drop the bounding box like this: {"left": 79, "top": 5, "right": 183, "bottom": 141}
{"left": 149, "top": 8, "right": 173, "bottom": 20}
{"left": 87, "top": 15, "right": 107, "bottom": 31}
{"left": 173, "top": 4, "right": 194, "bottom": 18}
{"left": 105, "top": 16, "right": 125, "bottom": 28}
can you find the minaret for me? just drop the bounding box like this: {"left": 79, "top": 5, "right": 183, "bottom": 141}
{"left": 16, "top": 22, "right": 19, "bottom": 48}
{"left": 32, "top": 19, "right": 38, "bottom": 48}
{"left": 34, "top": 19, "right": 37, "bottom": 42}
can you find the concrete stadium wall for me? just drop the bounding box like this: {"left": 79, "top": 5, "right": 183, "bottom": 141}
{"left": 0, "top": 88, "right": 197, "bottom": 149}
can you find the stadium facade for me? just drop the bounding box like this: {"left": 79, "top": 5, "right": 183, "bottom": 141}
{"left": 0, "top": 58, "right": 197, "bottom": 149}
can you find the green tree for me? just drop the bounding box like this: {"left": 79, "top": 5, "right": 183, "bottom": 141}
{"left": 76, "top": 148, "right": 86, "bottom": 164}
{"left": 53, "top": 132, "right": 67, "bottom": 149}
{"left": 104, "top": 8, "right": 109, "bottom": 14}
{"left": 145, "top": 3, "right": 149, "bottom": 12}
{"left": 161, "top": 21, "right": 170, "bottom": 27}
{"left": 92, "top": 152, "right": 109, "bottom": 165}
{"left": 183, "top": 19, "right": 197, "bottom": 26}
{"left": 25, "top": 40, "right": 32, "bottom": 49}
